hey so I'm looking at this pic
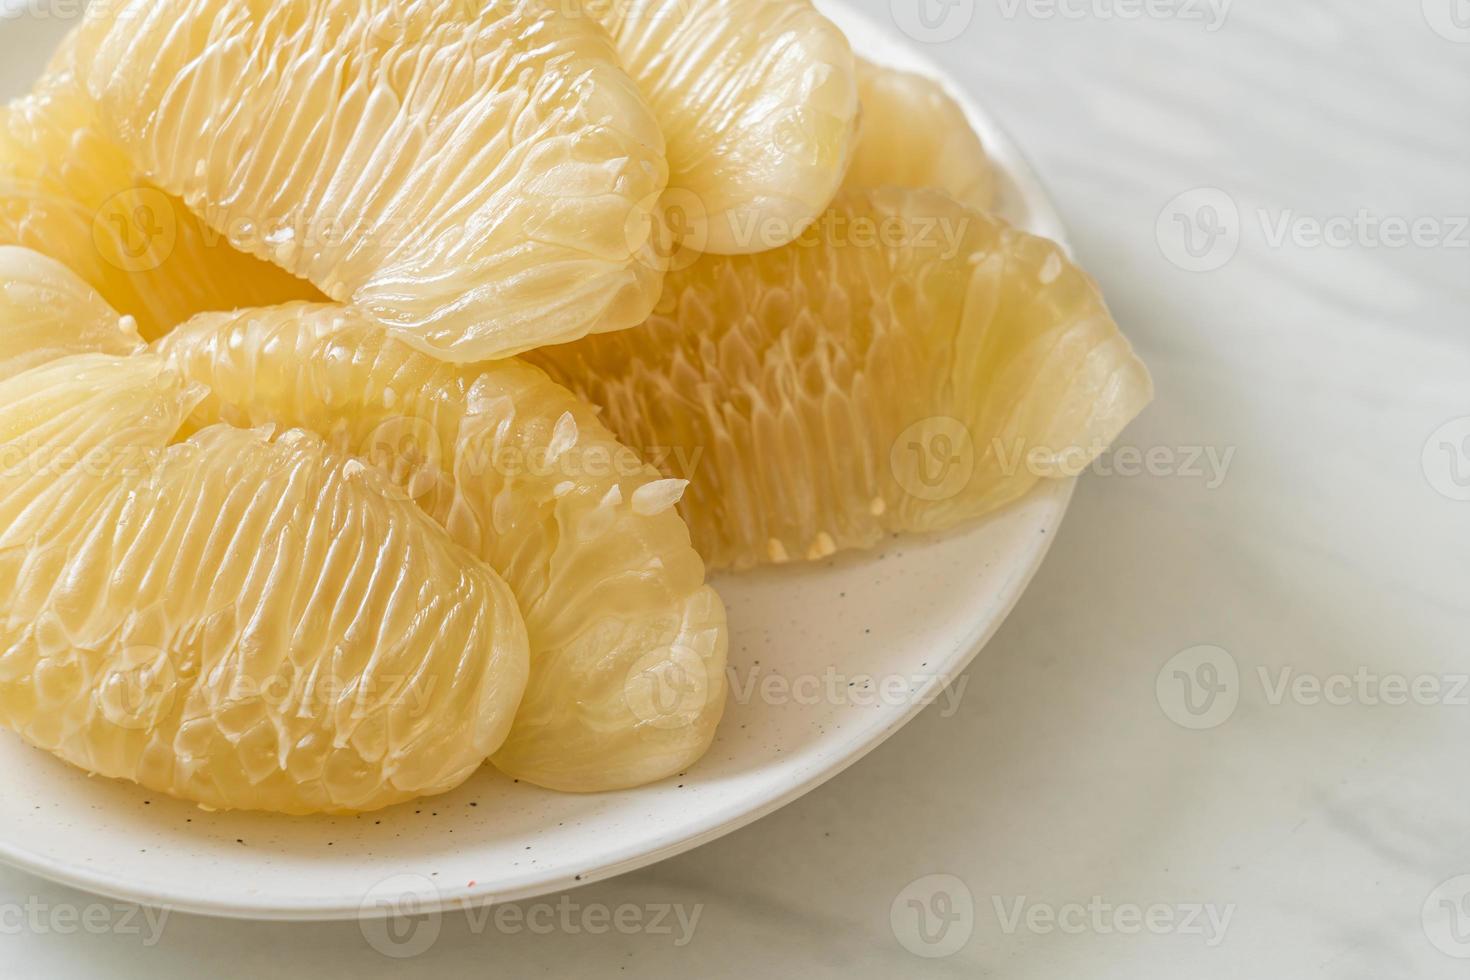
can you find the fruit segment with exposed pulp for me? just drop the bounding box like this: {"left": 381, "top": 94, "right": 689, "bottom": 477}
{"left": 0, "top": 245, "right": 144, "bottom": 379}
{"left": 0, "top": 254, "right": 529, "bottom": 814}
{"left": 530, "top": 188, "right": 1154, "bottom": 571}
{"left": 0, "top": 0, "right": 1154, "bottom": 814}
{"left": 0, "top": 55, "right": 320, "bottom": 339}
{"left": 590, "top": 0, "right": 859, "bottom": 255}
{"left": 845, "top": 58, "right": 997, "bottom": 211}
{"left": 156, "top": 304, "right": 728, "bottom": 792}
{"left": 74, "top": 0, "right": 670, "bottom": 361}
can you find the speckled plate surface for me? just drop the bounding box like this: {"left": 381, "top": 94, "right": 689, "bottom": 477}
{"left": 0, "top": 0, "right": 1076, "bottom": 920}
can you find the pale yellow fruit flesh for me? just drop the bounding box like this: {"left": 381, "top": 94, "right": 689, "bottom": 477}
{"left": 845, "top": 58, "right": 998, "bottom": 211}
{"left": 0, "top": 348, "right": 529, "bottom": 814}
{"left": 531, "top": 187, "right": 1154, "bottom": 570}
{"left": 156, "top": 305, "right": 727, "bottom": 791}
{"left": 592, "top": 0, "right": 859, "bottom": 254}
{"left": 77, "top": 0, "right": 669, "bottom": 361}
{"left": 0, "top": 246, "right": 144, "bottom": 379}
{"left": 0, "top": 66, "right": 320, "bottom": 340}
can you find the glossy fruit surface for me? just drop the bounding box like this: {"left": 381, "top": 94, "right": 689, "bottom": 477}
{"left": 157, "top": 304, "right": 727, "bottom": 791}
{"left": 78, "top": 0, "right": 669, "bottom": 360}
{"left": 0, "top": 350, "right": 529, "bottom": 814}
{"left": 593, "top": 0, "right": 858, "bottom": 255}
{"left": 0, "top": 65, "right": 318, "bottom": 339}
{"left": 0, "top": 245, "right": 143, "bottom": 379}
{"left": 531, "top": 187, "right": 1153, "bottom": 570}
{"left": 844, "top": 58, "right": 997, "bottom": 210}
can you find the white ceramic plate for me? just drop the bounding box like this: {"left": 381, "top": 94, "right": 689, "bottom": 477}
{"left": 0, "top": 0, "right": 1076, "bottom": 920}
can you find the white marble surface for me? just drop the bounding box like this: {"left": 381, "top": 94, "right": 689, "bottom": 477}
{"left": 2, "top": 0, "right": 1468, "bottom": 976}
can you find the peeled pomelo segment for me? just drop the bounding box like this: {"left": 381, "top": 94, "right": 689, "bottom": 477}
{"left": 156, "top": 305, "right": 727, "bottom": 792}
{"left": 530, "top": 188, "right": 1153, "bottom": 570}
{"left": 0, "top": 70, "right": 321, "bottom": 341}
{"left": 0, "top": 247, "right": 143, "bottom": 379}
{"left": 80, "top": 0, "right": 669, "bottom": 361}
{"left": 845, "top": 58, "right": 997, "bottom": 211}
{"left": 0, "top": 353, "right": 529, "bottom": 814}
{"left": 590, "top": 0, "right": 858, "bottom": 255}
